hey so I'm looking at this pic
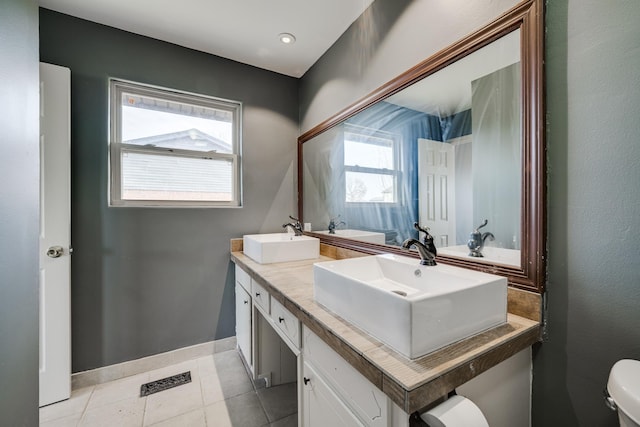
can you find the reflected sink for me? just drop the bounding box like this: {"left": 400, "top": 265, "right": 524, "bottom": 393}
{"left": 313, "top": 254, "right": 507, "bottom": 359}
{"left": 315, "top": 229, "right": 386, "bottom": 245}
{"left": 243, "top": 233, "right": 319, "bottom": 264}
{"left": 438, "top": 245, "right": 521, "bottom": 268}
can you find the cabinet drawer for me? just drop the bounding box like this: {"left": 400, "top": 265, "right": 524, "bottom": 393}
{"left": 252, "top": 280, "right": 270, "bottom": 314}
{"left": 303, "top": 326, "right": 388, "bottom": 426}
{"left": 271, "top": 298, "right": 300, "bottom": 350}
{"left": 235, "top": 264, "right": 251, "bottom": 293}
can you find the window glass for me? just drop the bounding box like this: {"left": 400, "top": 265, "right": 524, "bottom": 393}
{"left": 121, "top": 92, "right": 233, "bottom": 153}
{"left": 344, "top": 138, "right": 394, "bottom": 169}
{"left": 345, "top": 171, "right": 397, "bottom": 203}
{"left": 121, "top": 152, "right": 234, "bottom": 202}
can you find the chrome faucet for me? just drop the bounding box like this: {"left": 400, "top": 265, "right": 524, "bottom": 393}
{"left": 467, "top": 219, "right": 495, "bottom": 257}
{"left": 328, "top": 215, "right": 345, "bottom": 234}
{"left": 403, "top": 223, "right": 437, "bottom": 266}
{"left": 282, "top": 215, "right": 304, "bottom": 236}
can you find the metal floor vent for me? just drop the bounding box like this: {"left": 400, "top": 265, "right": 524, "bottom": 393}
{"left": 140, "top": 371, "right": 191, "bottom": 397}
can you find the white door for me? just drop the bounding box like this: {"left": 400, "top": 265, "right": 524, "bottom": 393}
{"left": 418, "top": 138, "right": 456, "bottom": 247}
{"left": 39, "top": 62, "right": 71, "bottom": 407}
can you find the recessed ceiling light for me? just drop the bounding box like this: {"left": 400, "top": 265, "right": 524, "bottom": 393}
{"left": 278, "top": 33, "right": 296, "bottom": 45}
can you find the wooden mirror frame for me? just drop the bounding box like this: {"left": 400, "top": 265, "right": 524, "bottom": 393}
{"left": 297, "top": 0, "right": 545, "bottom": 293}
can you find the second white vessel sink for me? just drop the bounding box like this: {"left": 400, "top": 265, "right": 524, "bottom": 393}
{"left": 313, "top": 254, "right": 507, "bottom": 359}
{"left": 243, "top": 233, "right": 319, "bottom": 264}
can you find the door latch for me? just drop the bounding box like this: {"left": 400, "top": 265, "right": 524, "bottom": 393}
{"left": 46, "top": 246, "right": 64, "bottom": 258}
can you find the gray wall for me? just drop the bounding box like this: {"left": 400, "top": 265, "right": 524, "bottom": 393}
{"left": 299, "top": 0, "right": 520, "bottom": 133}
{"left": 39, "top": 9, "right": 299, "bottom": 372}
{"left": 0, "top": 0, "right": 40, "bottom": 425}
{"left": 300, "top": 0, "right": 640, "bottom": 425}
{"left": 533, "top": 1, "right": 640, "bottom": 425}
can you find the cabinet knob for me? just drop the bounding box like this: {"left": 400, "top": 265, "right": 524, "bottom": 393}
{"left": 278, "top": 316, "right": 284, "bottom": 323}
{"left": 244, "top": 300, "right": 249, "bottom": 304}
{"left": 303, "top": 377, "right": 311, "bottom": 385}
{"left": 255, "top": 292, "right": 261, "bottom": 297}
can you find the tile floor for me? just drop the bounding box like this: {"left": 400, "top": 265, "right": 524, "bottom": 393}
{"left": 39, "top": 350, "right": 298, "bottom": 427}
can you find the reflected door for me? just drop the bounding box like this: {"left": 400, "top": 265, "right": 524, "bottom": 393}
{"left": 418, "top": 139, "right": 455, "bottom": 247}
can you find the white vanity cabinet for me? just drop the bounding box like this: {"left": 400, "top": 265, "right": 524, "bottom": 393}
{"left": 235, "top": 265, "right": 252, "bottom": 372}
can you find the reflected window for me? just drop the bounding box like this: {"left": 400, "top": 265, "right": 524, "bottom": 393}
{"left": 344, "top": 127, "right": 400, "bottom": 204}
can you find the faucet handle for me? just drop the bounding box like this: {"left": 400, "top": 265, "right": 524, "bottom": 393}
{"left": 413, "top": 222, "right": 434, "bottom": 242}
{"left": 414, "top": 222, "right": 437, "bottom": 256}
{"left": 289, "top": 215, "right": 300, "bottom": 223}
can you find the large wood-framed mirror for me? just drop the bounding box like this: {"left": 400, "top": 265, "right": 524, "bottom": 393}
{"left": 298, "top": 0, "right": 545, "bottom": 293}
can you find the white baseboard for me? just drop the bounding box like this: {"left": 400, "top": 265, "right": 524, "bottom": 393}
{"left": 71, "top": 336, "right": 237, "bottom": 390}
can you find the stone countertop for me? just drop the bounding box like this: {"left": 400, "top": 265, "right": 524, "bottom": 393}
{"left": 230, "top": 250, "right": 540, "bottom": 414}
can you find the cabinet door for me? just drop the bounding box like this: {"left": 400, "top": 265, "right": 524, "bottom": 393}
{"left": 303, "top": 326, "right": 388, "bottom": 425}
{"left": 302, "top": 362, "right": 364, "bottom": 427}
{"left": 235, "top": 283, "right": 252, "bottom": 367}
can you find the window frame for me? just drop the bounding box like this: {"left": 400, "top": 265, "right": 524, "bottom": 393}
{"left": 343, "top": 125, "right": 402, "bottom": 206}
{"left": 109, "top": 79, "right": 243, "bottom": 208}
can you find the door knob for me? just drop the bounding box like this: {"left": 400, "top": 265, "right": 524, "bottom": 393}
{"left": 47, "top": 246, "right": 64, "bottom": 258}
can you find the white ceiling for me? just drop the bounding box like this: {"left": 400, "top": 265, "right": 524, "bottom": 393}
{"left": 38, "top": 0, "right": 375, "bottom": 78}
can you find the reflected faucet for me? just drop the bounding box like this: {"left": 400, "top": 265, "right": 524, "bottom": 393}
{"left": 467, "top": 219, "right": 495, "bottom": 257}
{"left": 282, "top": 215, "right": 304, "bottom": 236}
{"left": 328, "top": 215, "right": 346, "bottom": 234}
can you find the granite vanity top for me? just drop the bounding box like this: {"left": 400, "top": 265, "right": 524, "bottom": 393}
{"left": 230, "top": 249, "right": 540, "bottom": 414}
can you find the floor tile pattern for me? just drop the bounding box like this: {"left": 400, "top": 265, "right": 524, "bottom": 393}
{"left": 39, "top": 350, "right": 298, "bottom": 427}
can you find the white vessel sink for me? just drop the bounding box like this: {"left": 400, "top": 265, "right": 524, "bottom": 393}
{"left": 315, "top": 229, "right": 386, "bottom": 245}
{"left": 438, "top": 245, "right": 521, "bottom": 268}
{"left": 313, "top": 254, "right": 507, "bottom": 359}
{"left": 243, "top": 233, "right": 319, "bottom": 264}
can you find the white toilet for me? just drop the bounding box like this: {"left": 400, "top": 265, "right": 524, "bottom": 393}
{"left": 606, "top": 359, "right": 640, "bottom": 427}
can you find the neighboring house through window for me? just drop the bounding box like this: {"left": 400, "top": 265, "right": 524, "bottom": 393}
{"left": 109, "top": 79, "right": 242, "bottom": 207}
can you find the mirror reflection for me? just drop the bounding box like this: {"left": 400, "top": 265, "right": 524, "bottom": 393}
{"left": 302, "top": 30, "right": 522, "bottom": 267}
